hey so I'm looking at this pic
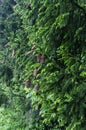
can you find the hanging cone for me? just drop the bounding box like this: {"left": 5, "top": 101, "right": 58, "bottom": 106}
{"left": 25, "top": 79, "right": 31, "bottom": 88}
{"left": 26, "top": 4, "right": 31, "bottom": 10}
{"left": 37, "top": 54, "right": 41, "bottom": 62}
{"left": 34, "top": 84, "right": 39, "bottom": 91}
{"left": 40, "top": 55, "right": 45, "bottom": 64}
{"left": 33, "top": 69, "right": 38, "bottom": 77}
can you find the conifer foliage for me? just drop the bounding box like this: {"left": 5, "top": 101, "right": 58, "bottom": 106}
{"left": 0, "top": 0, "right": 86, "bottom": 129}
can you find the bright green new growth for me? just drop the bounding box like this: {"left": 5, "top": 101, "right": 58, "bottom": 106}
{"left": 0, "top": 0, "right": 86, "bottom": 130}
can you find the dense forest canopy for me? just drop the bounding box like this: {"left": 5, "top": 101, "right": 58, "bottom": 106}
{"left": 0, "top": 0, "right": 86, "bottom": 130}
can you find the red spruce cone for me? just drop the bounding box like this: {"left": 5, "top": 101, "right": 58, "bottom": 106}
{"left": 40, "top": 55, "right": 45, "bottom": 64}
{"left": 33, "top": 69, "right": 38, "bottom": 77}
{"left": 25, "top": 79, "right": 31, "bottom": 88}
{"left": 26, "top": 4, "right": 31, "bottom": 10}
{"left": 37, "top": 54, "right": 41, "bottom": 62}
{"left": 34, "top": 84, "right": 39, "bottom": 91}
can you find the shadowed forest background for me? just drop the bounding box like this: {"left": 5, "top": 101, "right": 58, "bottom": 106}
{"left": 0, "top": 0, "right": 86, "bottom": 130}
